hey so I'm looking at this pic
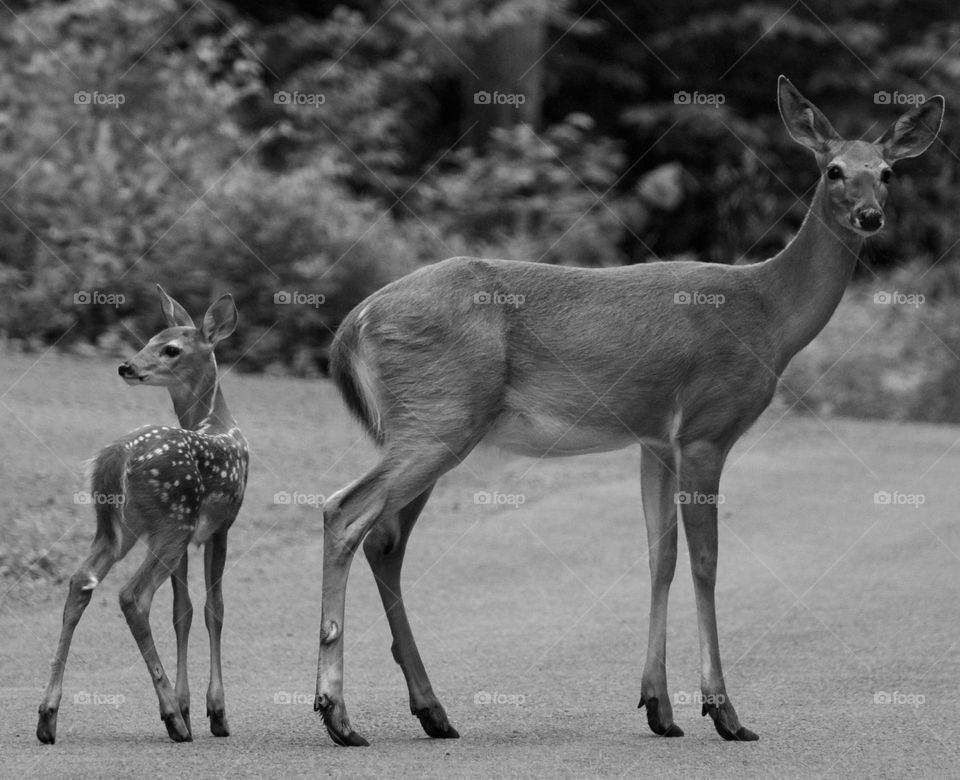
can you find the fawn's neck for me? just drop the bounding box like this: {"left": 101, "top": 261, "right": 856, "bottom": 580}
{"left": 760, "top": 183, "right": 863, "bottom": 368}
{"left": 169, "top": 358, "right": 238, "bottom": 434}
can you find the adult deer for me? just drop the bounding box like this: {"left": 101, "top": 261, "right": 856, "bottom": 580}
{"left": 314, "top": 77, "right": 943, "bottom": 745}
{"left": 37, "top": 287, "right": 248, "bottom": 744}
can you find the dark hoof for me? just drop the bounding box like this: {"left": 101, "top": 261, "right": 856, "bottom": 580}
{"left": 316, "top": 698, "right": 369, "bottom": 747}
{"left": 638, "top": 696, "right": 684, "bottom": 737}
{"left": 208, "top": 707, "right": 230, "bottom": 737}
{"left": 36, "top": 706, "right": 57, "bottom": 744}
{"left": 702, "top": 702, "right": 759, "bottom": 742}
{"left": 415, "top": 705, "right": 460, "bottom": 739}
{"left": 180, "top": 707, "right": 193, "bottom": 739}
{"left": 323, "top": 721, "right": 370, "bottom": 747}
{"left": 162, "top": 712, "right": 193, "bottom": 742}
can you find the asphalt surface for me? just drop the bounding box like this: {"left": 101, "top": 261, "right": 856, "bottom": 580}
{"left": 2, "top": 360, "right": 958, "bottom": 778}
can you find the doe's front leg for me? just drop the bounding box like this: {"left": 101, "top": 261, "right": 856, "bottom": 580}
{"left": 678, "top": 440, "right": 758, "bottom": 742}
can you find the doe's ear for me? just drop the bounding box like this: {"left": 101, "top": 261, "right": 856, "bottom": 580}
{"left": 875, "top": 95, "right": 945, "bottom": 163}
{"left": 778, "top": 75, "right": 841, "bottom": 156}
{"left": 157, "top": 285, "right": 194, "bottom": 328}
{"left": 201, "top": 294, "right": 238, "bottom": 345}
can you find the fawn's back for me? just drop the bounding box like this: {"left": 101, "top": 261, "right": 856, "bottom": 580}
{"left": 96, "top": 424, "right": 248, "bottom": 544}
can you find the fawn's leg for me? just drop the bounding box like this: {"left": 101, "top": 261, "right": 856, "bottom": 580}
{"left": 362, "top": 487, "right": 458, "bottom": 739}
{"left": 204, "top": 527, "right": 230, "bottom": 736}
{"left": 36, "top": 536, "right": 122, "bottom": 744}
{"left": 119, "top": 533, "right": 193, "bottom": 742}
{"left": 638, "top": 444, "right": 683, "bottom": 737}
{"left": 171, "top": 552, "right": 193, "bottom": 737}
{"left": 678, "top": 440, "right": 757, "bottom": 742}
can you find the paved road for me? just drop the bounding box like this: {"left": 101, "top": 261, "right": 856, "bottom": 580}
{"left": 2, "top": 369, "right": 958, "bottom": 778}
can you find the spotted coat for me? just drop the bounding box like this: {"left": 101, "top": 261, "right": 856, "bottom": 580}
{"left": 118, "top": 424, "right": 248, "bottom": 533}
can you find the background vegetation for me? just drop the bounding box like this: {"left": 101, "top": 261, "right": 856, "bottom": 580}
{"left": 2, "top": 0, "right": 960, "bottom": 416}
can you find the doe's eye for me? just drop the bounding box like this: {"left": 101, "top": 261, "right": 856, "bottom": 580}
{"left": 880, "top": 169, "right": 892, "bottom": 184}
{"left": 826, "top": 165, "right": 844, "bottom": 180}
{"left": 162, "top": 344, "right": 181, "bottom": 358}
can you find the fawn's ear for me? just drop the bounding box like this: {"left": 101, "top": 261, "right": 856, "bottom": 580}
{"left": 778, "top": 75, "right": 840, "bottom": 156}
{"left": 876, "top": 95, "right": 945, "bottom": 163}
{"left": 157, "top": 285, "right": 194, "bottom": 328}
{"left": 202, "top": 294, "right": 238, "bottom": 345}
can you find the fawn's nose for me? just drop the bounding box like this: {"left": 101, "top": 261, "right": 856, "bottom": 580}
{"left": 118, "top": 362, "right": 136, "bottom": 378}
{"left": 855, "top": 208, "right": 884, "bottom": 233}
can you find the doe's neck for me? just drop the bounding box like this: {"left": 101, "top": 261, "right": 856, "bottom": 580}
{"left": 761, "top": 183, "right": 864, "bottom": 365}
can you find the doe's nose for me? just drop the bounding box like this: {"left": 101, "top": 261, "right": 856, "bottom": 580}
{"left": 857, "top": 209, "right": 884, "bottom": 232}
{"left": 118, "top": 363, "right": 135, "bottom": 378}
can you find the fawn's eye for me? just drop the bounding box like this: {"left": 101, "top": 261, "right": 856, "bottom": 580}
{"left": 880, "top": 168, "right": 892, "bottom": 184}
{"left": 826, "top": 165, "right": 844, "bottom": 180}
{"left": 162, "top": 344, "right": 182, "bottom": 358}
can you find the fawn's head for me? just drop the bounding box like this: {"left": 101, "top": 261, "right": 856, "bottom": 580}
{"left": 778, "top": 75, "right": 944, "bottom": 237}
{"left": 118, "top": 285, "right": 238, "bottom": 388}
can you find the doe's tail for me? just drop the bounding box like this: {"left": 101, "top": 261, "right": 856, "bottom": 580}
{"left": 330, "top": 309, "right": 385, "bottom": 446}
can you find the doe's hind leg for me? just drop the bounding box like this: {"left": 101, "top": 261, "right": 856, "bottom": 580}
{"left": 316, "top": 442, "right": 470, "bottom": 746}
{"left": 363, "top": 487, "right": 459, "bottom": 739}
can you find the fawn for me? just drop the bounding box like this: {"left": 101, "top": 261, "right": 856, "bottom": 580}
{"left": 37, "top": 286, "right": 248, "bottom": 744}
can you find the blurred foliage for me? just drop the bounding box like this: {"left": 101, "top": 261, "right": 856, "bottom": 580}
{"left": 412, "top": 115, "right": 629, "bottom": 266}
{"left": 2, "top": 0, "right": 960, "bottom": 379}
{"left": 782, "top": 261, "right": 960, "bottom": 423}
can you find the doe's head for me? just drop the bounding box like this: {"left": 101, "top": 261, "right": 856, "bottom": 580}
{"left": 118, "top": 285, "right": 238, "bottom": 386}
{"left": 778, "top": 75, "right": 944, "bottom": 237}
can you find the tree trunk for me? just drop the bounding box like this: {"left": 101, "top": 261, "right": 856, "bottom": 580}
{"left": 461, "top": 9, "right": 547, "bottom": 146}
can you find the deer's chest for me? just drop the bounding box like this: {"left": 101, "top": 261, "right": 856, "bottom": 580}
{"left": 188, "top": 434, "right": 248, "bottom": 506}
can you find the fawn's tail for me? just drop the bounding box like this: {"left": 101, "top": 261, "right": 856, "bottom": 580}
{"left": 89, "top": 443, "right": 129, "bottom": 555}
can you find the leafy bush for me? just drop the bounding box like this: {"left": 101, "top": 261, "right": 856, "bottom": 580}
{"left": 413, "top": 114, "right": 628, "bottom": 266}
{"left": 0, "top": 0, "right": 443, "bottom": 372}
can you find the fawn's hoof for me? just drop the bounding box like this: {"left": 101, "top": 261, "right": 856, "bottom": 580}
{"left": 162, "top": 711, "right": 193, "bottom": 742}
{"left": 36, "top": 706, "right": 58, "bottom": 744}
{"left": 316, "top": 695, "right": 369, "bottom": 747}
{"left": 415, "top": 704, "right": 460, "bottom": 739}
{"left": 208, "top": 707, "right": 230, "bottom": 737}
{"left": 702, "top": 702, "right": 759, "bottom": 742}
{"left": 638, "top": 696, "right": 684, "bottom": 737}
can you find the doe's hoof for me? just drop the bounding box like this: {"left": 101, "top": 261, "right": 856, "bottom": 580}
{"left": 638, "top": 696, "right": 684, "bottom": 737}
{"left": 415, "top": 704, "right": 460, "bottom": 739}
